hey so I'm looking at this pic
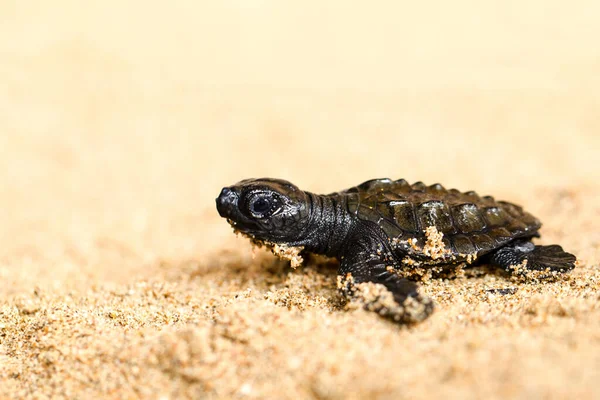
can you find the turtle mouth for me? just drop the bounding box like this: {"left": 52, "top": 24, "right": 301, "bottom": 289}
{"left": 225, "top": 216, "right": 288, "bottom": 244}
{"left": 226, "top": 218, "right": 266, "bottom": 239}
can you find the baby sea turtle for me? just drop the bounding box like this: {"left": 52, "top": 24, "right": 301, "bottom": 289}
{"left": 216, "top": 178, "right": 576, "bottom": 323}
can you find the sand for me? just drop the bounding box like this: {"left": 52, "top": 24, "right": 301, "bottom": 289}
{"left": 1, "top": 2, "right": 600, "bottom": 399}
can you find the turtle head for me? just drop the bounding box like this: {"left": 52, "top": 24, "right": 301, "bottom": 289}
{"left": 216, "top": 178, "right": 310, "bottom": 243}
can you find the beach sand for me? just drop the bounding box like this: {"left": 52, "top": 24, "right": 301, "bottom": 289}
{"left": 1, "top": 2, "right": 599, "bottom": 398}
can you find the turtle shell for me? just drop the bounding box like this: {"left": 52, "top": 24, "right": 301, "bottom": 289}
{"left": 342, "top": 178, "right": 541, "bottom": 261}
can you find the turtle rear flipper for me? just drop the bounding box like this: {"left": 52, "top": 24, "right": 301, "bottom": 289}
{"left": 486, "top": 240, "right": 576, "bottom": 276}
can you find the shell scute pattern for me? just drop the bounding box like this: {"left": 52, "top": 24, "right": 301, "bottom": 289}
{"left": 411, "top": 181, "right": 427, "bottom": 191}
{"left": 469, "top": 233, "right": 496, "bottom": 251}
{"left": 345, "top": 178, "right": 542, "bottom": 261}
{"left": 388, "top": 200, "right": 418, "bottom": 233}
{"left": 487, "top": 227, "right": 513, "bottom": 242}
{"left": 450, "top": 234, "right": 477, "bottom": 255}
{"left": 416, "top": 201, "right": 454, "bottom": 234}
{"left": 356, "top": 178, "right": 393, "bottom": 192}
{"left": 428, "top": 183, "right": 445, "bottom": 192}
{"left": 452, "top": 203, "right": 486, "bottom": 233}
{"left": 483, "top": 206, "right": 509, "bottom": 227}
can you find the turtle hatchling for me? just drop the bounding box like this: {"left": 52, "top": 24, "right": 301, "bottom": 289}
{"left": 216, "top": 178, "right": 576, "bottom": 323}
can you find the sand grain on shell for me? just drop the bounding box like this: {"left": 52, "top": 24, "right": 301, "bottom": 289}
{"left": 422, "top": 226, "right": 451, "bottom": 260}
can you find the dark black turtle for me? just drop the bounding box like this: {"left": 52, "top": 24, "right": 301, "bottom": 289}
{"left": 216, "top": 178, "right": 576, "bottom": 323}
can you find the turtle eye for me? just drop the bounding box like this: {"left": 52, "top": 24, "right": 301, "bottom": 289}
{"left": 248, "top": 194, "right": 277, "bottom": 218}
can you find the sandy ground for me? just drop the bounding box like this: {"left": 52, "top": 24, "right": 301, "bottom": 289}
{"left": 1, "top": 1, "right": 600, "bottom": 399}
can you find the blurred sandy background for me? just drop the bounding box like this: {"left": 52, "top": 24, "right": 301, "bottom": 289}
{"left": 1, "top": 1, "right": 599, "bottom": 399}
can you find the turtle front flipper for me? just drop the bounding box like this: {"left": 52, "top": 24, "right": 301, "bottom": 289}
{"left": 484, "top": 239, "right": 576, "bottom": 278}
{"left": 338, "top": 237, "right": 433, "bottom": 323}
